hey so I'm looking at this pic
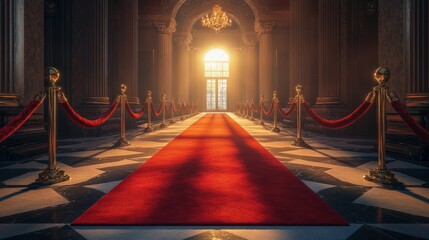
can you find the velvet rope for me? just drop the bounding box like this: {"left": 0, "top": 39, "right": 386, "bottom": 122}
{"left": 303, "top": 100, "right": 373, "bottom": 129}
{"left": 151, "top": 102, "right": 164, "bottom": 117}
{"left": 167, "top": 102, "right": 176, "bottom": 113}
{"left": 0, "top": 95, "right": 45, "bottom": 143}
{"left": 59, "top": 98, "right": 119, "bottom": 128}
{"left": 125, "top": 101, "right": 146, "bottom": 119}
{"left": 278, "top": 102, "right": 297, "bottom": 117}
{"left": 262, "top": 101, "right": 275, "bottom": 116}
{"left": 252, "top": 102, "right": 259, "bottom": 113}
{"left": 391, "top": 99, "right": 429, "bottom": 146}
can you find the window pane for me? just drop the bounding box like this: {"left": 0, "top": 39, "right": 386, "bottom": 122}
{"left": 218, "top": 79, "right": 227, "bottom": 110}
{"left": 206, "top": 79, "right": 216, "bottom": 110}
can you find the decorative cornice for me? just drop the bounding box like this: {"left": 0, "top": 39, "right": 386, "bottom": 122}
{"left": 174, "top": 33, "right": 193, "bottom": 48}
{"left": 255, "top": 20, "right": 276, "bottom": 35}
{"left": 154, "top": 21, "right": 177, "bottom": 33}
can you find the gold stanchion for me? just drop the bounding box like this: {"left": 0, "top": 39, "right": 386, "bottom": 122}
{"left": 292, "top": 84, "right": 308, "bottom": 147}
{"left": 272, "top": 91, "right": 280, "bottom": 132}
{"left": 259, "top": 94, "right": 265, "bottom": 126}
{"left": 364, "top": 67, "right": 398, "bottom": 184}
{"left": 246, "top": 100, "right": 250, "bottom": 119}
{"left": 160, "top": 94, "right": 167, "bottom": 128}
{"left": 180, "top": 100, "right": 185, "bottom": 121}
{"left": 250, "top": 99, "right": 255, "bottom": 120}
{"left": 115, "top": 84, "right": 130, "bottom": 147}
{"left": 144, "top": 90, "right": 153, "bottom": 132}
{"left": 170, "top": 97, "right": 176, "bottom": 124}
{"left": 36, "top": 67, "right": 70, "bottom": 184}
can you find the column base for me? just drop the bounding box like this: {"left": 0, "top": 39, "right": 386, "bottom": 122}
{"left": 272, "top": 127, "right": 280, "bottom": 132}
{"left": 292, "top": 138, "right": 309, "bottom": 147}
{"left": 36, "top": 168, "right": 70, "bottom": 184}
{"left": 114, "top": 137, "right": 130, "bottom": 147}
{"left": 364, "top": 167, "right": 398, "bottom": 184}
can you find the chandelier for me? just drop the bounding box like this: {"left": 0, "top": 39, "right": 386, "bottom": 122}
{"left": 201, "top": 3, "right": 232, "bottom": 31}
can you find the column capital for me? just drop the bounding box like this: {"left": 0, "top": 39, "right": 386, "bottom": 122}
{"left": 242, "top": 34, "right": 257, "bottom": 48}
{"left": 255, "top": 21, "right": 276, "bottom": 36}
{"left": 154, "top": 20, "right": 176, "bottom": 34}
{"left": 174, "top": 33, "right": 192, "bottom": 48}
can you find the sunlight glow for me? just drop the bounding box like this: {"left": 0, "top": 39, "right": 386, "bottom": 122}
{"left": 204, "top": 49, "right": 229, "bottom": 62}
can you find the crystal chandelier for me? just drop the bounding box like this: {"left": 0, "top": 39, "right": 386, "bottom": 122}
{"left": 201, "top": 2, "right": 232, "bottom": 31}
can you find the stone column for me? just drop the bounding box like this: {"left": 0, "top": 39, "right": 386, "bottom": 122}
{"left": 243, "top": 36, "right": 258, "bottom": 102}
{"left": 316, "top": 0, "right": 341, "bottom": 106}
{"left": 154, "top": 21, "right": 176, "bottom": 101}
{"left": 404, "top": 0, "right": 429, "bottom": 105}
{"left": 109, "top": 0, "right": 139, "bottom": 103}
{"left": 289, "top": 0, "right": 318, "bottom": 103}
{"left": 72, "top": 0, "right": 109, "bottom": 105}
{"left": 174, "top": 33, "right": 191, "bottom": 102}
{"left": 256, "top": 21, "right": 275, "bottom": 99}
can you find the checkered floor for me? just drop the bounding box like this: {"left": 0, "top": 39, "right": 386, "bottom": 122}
{"left": 1, "top": 113, "right": 428, "bottom": 240}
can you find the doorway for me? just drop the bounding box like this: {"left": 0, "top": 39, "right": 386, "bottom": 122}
{"left": 204, "top": 49, "right": 229, "bottom": 111}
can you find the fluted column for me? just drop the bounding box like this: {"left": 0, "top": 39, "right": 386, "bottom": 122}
{"left": 0, "top": 0, "right": 16, "bottom": 95}
{"left": 72, "top": 0, "right": 109, "bottom": 104}
{"left": 256, "top": 21, "right": 275, "bottom": 99}
{"left": 155, "top": 21, "right": 176, "bottom": 101}
{"left": 289, "top": 0, "right": 318, "bottom": 102}
{"left": 243, "top": 39, "right": 258, "bottom": 102}
{"left": 174, "top": 33, "right": 191, "bottom": 102}
{"left": 405, "top": 0, "right": 429, "bottom": 105}
{"left": 316, "top": 0, "right": 341, "bottom": 105}
{"left": 109, "top": 0, "right": 139, "bottom": 103}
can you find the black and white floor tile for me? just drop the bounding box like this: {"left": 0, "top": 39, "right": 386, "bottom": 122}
{"left": 0, "top": 112, "right": 428, "bottom": 240}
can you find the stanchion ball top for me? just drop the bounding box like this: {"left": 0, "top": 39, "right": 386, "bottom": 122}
{"left": 295, "top": 84, "right": 303, "bottom": 94}
{"left": 374, "top": 67, "right": 390, "bottom": 84}
{"left": 44, "top": 67, "right": 61, "bottom": 83}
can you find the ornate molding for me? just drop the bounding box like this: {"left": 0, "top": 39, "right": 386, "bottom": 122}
{"left": 255, "top": 20, "right": 276, "bottom": 35}
{"left": 174, "top": 33, "right": 193, "bottom": 48}
{"left": 154, "top": 20, "right": 177, "bottom": 33}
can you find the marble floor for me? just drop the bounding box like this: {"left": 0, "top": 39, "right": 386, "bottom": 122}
{"left": 0, "top": 112, "right": 429, "bottom": 240}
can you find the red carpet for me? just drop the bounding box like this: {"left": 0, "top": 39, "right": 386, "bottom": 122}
{"left": 73, "top": 113, "right": 348, "bottom": 226}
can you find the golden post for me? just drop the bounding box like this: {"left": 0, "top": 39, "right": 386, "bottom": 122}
{"left": 170, "top": 97, "right": 176, "bottom": 124}
{"left": 115, "top": 84, "right": 130, "bottom": 146}
{"left": 36, "top": 67, "right": 70, "bottom": 184}
{"left": 364, "top": 67, "right": 398, "bottom": 184}
{"left": 160, "top": 94, "right": 167, "bottom": 128}
{"left": 259, "top": 94, "right": 265, "bottom": 126}
{"left": 272, "top": 91, "right": 280, "bottom": 132}
{"left": 250, "top": 99, "right": 255, "bottom": 120}
{"left": 292, "top": 84, "right": 308, "bottom": 147}
{"left": 144, "top": 90, "right": 153, "bottom": 132}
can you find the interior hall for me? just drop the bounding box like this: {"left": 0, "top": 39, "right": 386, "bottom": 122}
{"left": 0, "top": 0, "right": 428, "bottom": 239}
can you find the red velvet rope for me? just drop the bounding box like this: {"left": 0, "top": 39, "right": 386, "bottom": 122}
{"left": 262, "top": 101, "right": 275, "bottom": 116}
{"left": 59, "top": 99, "right": 119, "bottom": 128}
{"left": 391, "top": 99, "right": 429, "bottom": 146}
{"left": 151, "top": 102, "right": 164, "bottom": 117}
{"left": 0, "top": 96, "right": 45, "bottom": 143}
{"left": 252, "top": 102, "right": 259, "bottom": 113}
{"left": 303, "top": 100, "right": 373, "bottom": 129}
{"left": 167, "top": 102, "right": 176, "bottom": 113}
{"left": 125, "top": 101, "right": 146, "bottom": 119}
{"left": 278, "top": 102, "right": 297, "bottom": 117}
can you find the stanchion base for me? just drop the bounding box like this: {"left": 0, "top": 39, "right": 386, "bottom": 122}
{"left": 272, "top": 127, "right": 280, "bottom": 133}
{"left": 170, "top": 120, "right": 176, "bottom": 124}
{"left": 364, "top": 167, "right": 398, "bottom": 184}
{"left": 292, "top": 138, "right": 309, "bottom": 147}
{"left": 144, "top": 126, "right": 153, "bottom": 132}
{"left": 36, "top": 168, "right": 70, "bottom": 184}
{"left": 160, "top": 123, "right": 168, "bottom": 128}
{"left": 114, "top": 137, "right": 130, "bottom": 147}
{"left": 180, "top": 116, "right": 185, "bottom": 121}
{"left": 259, "top": 121, "right": 265, "bottom": 126}
{"left": 250, "top": 117, "right": 254, "bottom": 121}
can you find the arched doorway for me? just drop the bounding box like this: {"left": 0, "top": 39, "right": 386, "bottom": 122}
{"left": 204, "top": 48, "right": 229, "bottom": 111}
